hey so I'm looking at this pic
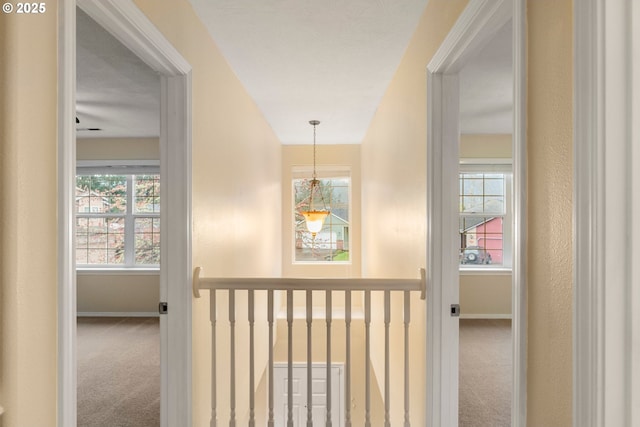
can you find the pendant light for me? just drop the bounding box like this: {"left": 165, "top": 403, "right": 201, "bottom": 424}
{"left": 300, "top": 120, "right": 329, "bottom": 237}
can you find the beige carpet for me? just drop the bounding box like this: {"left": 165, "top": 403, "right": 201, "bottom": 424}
{"left": 77, "top": 317, "right": 160, "bottom": 427}
{"left": 459, "top": 319, "right": 512, "bottom": 427}
{"left": 77, "top": 316, "right": 508, "bottom": 426}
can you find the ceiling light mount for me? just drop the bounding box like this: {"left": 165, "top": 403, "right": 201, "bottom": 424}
{"left": 300, "top": 120, "right": 329, "bottom": 237}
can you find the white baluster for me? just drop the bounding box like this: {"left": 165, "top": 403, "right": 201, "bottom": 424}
{"left": 249, "top": 290, "right": 255, "bottom": 427}
{"left": 210, "top": 291, "right": 217, "bottom": 427}
{"left": 287, "top": 290, "right": 294, "bottom": 427}
{"left": 326, "top": 290, "right": 332, "bottom": 427}
{"left": 307, "top": 290, "right": 313, "bottom": 427}
{"left": 268, "top": 290, "right": 275, "bottom": 427}
{"left": 345, "top": 290, "right": 352, "bottom": 427}
{"left": 404, "top": 291, "right": 411, "bottom": 427}
{"left": 365, "top": 290, "right": 371, "bottom": 427}
{"left": 384, "top": 290, "right": 390, "bottom": 427}
{"left": 229, "top": 290, "right": 236, "bottom": 427}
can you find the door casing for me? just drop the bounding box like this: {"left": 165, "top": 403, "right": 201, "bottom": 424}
{"left": 425, "top": 0, "right": 527, "bottom": 425}
{"left": 57, "top": 1, "right": 193, "bottom": 426}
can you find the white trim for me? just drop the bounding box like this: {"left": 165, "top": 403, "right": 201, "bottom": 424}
{"left": 428, "top": 0, "right": 512, "bottom": 74}
{"left": 76, "top": 160, "right": 160, "bottom": 175}
{"left": 77, "top": 312, "right": 160, "bottom": 317}
{"left": 77, "top": 159, "right": 160, "bottom": 167}
{"left": 76, "top": 268, "right": 160, "bottom": 275}
{"left": 77, "top": 0, "right": 190, "bottom": 75}
{"left": 574, "top": 1, "right": 639, "bottom": 426}
{"left": 573, "top": 1, "right": 602, "bottom": 425}
{"left": 460, "top": 314, "right": 512, "bottom": 320}
{"left": 631, "top": 4, "right": 640, "bottom": 425}
{"left": 59, "top": 2, "right": 193, "bottom": 427}
{"left": 426, "top": 0, "right": 526, "bottom": 426}
{"left": 58, "top": 2, "right": 77, "bottom": 427}
{"left": 458, "top": 160, "right": 512, "bottom": 172}
{"left": 426, "top": 71, "right": 461, "bottom": 427}
{"left": 511, "top": 0, "right": 527, "bottom": 424}
{"left": 459, "top": 268, "right": 512, "bottom": 276}
{"left": 459, "top": 157, "right": 512, "bottom": 165}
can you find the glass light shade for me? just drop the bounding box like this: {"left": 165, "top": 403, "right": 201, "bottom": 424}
{"left": 301, "top": 210, "right": 329, "bottom": 234}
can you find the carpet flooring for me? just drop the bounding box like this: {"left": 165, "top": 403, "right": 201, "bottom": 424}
{"left": 459, "top": 319, "right": 512, "bottom": 427}
{"left": 77, "top": 317, "right": 509, "bottom": 427}
{"left": 77, "top": 317, "right": 160, "bottom": 427}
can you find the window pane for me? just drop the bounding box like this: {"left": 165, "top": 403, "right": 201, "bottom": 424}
{"left": 461, "top": 196, "right": 484, "bottom": 213}
{"left": 76, "top": 216, "right": 125, "bottom": 265}
{"left": 135, "top": 217, "right": 160, "bottom": 265}
{"left": 484, "top": 196, "right": 504, "bottom": 213}
{"left": 459, "top": 216, "right": 504, "bottom": 265}
{"left": 76, "top": 175, "right": 127, "bottom": 213}
{"left": 459, "top": 173, "right": 506, "bottom": 215}
{"left": 483, "top": 178, "right": 504, "bottom": 195}
{"left": 135, "top": 175, "right": 160, "bottom": 213}
{"left": 462, "top": 178, "right": 484, "bottom": 196}
{"left": 294, "top": 177, "right": 350, "bottom": 262}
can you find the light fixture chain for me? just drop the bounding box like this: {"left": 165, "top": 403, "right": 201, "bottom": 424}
{"left": 312, "top": 122, "right": 317, "bottom": 180}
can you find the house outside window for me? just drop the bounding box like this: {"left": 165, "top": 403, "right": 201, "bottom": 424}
{"left": 76, "top": 162, "right": 160, "bottom": 268}
{"left": 293, "top": 174, "right": 350, "bottom": 263}
{"left": 459, "top": 162, "right": 512, "bottom": 270}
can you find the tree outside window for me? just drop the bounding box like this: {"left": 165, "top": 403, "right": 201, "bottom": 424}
{"left": 294, "top": 177, "right": 350, "bottom": 262}
{"left": 76, "top": 173, "right": 160, "bottom": 267}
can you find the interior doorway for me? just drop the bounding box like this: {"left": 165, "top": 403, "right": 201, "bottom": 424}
{"left": 426, "top": 0, "right": 526, "bottom": 425}
{"left": 58, "top": 1, "right": 192, "bottom": 425}
{"left": 274, "top": 364, "right": 344, "bottom": 427}
{"left": 75, "top": 6, "right": 162, "bottom": 425}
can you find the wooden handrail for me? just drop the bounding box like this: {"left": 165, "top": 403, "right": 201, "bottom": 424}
{"left": 197, "top": 266, "right": 426, "bottom": 426}
{"left": 192, "top": 267, "right": 426, "bottom": 299}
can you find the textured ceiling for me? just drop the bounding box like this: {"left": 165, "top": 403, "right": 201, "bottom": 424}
{"left": 76, "top": 3, "right": 513, "bottom": 143}
{"left": 76, "top": 8, "right": 160, "bottom": 138}
{"left": 187, "top": 0, "right": 430, "bottom": 144}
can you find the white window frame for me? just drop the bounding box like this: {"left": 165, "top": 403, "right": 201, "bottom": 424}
{"left": 459, "top": 159, "right": 513, "bottom": 272}
{"left": 291, "top": 166, "right": 352, "bottom": 265}
{"left": 76, "top": 160, "right": 160, "bottom": 270}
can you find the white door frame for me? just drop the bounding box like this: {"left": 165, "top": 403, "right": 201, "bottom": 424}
{"left": 57, "top": 1, "right": 193, "bottom": 426}
{"left": 574, "top": 1, "right": 640, "bottom": 426}
{"left": 426, "top": 0, "right": 527, "bottom": 425}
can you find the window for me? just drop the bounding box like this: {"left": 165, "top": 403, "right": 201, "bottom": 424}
{"left": 293, "top": 174, "right": 350, "bottom": 263}
{"left": 459, "top": 163, "right": 512, "bottom": 269}
{"left": 76, "top": 165, "right": 160, "bottom": 268}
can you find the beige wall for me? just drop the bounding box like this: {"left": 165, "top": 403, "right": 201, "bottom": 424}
{"left": 527, "top": 0, "right": 573, "bottom": 424}
{"left": 459, "top": 133, "right": 513, "bottom": 317}
{"left": 361, "top": 0, "right": 574, "bottom": 425}
{"left": 459, "top": 274, "right": 512, "bottom": 316}
{"left": 360, "top": 0, "right": 469, "bottom": 424}
{"left": 0, "top": 5, "right": 59, "bottom": 426}
{"left": 1, "top": 0, "right": 282, "bottom": 425}
{"left": 0, "top": 0, "right": 575, "bottom": 425}
{"left": 76, "top": 137, "right": 160, "bottom": 160}
{"left": 77, "top": 273, "right": 159, "bottom": 313}
{"left": 460, "top": 133, "right": 512, "bottom": 158}
{"left": 77, "top": 137, "right": 161, "bottom": 313}
{"left": 282, "top": 144, "right": 361, "bottom": 278}
{"left": 131, "top": 0, "right": 283, "bottom": 425}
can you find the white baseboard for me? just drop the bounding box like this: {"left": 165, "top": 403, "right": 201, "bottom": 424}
{"left": 460, "top": 313, "right": 512, "bottom": 319}
{"left": 77, "top": 311, "right": 159, "bottom": 318}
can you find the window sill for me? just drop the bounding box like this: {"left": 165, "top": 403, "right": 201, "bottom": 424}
{"left": 293, "top": 261, "right": 352, "bottom": 266}
{"left": 76, "top": 267, "right": 160, "bottom": 276}
{"left": 459, "top": 267, "right": 512, "bottom": 276}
